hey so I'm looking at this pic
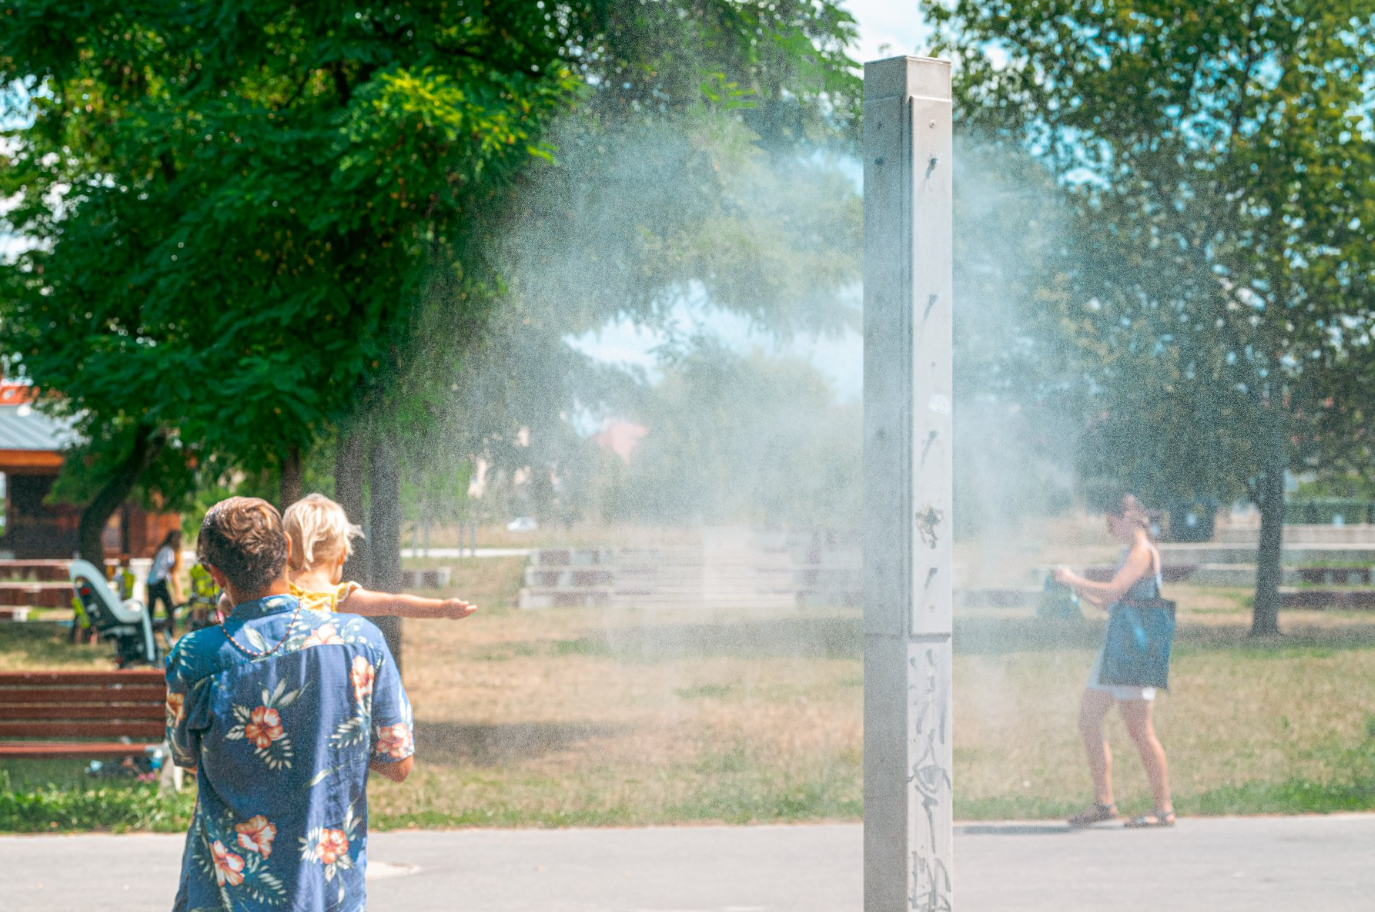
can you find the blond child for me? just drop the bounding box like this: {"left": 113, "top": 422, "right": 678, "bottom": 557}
{"left": 277, "top": 493, "right": 476, "bottom": 620}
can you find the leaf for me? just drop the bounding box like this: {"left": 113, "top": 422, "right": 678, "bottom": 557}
{"left": 244, "top": 627, "right": 270, "bottom": 653}
{"left": 277, "top": 681, "right": 306, "bottom": 709}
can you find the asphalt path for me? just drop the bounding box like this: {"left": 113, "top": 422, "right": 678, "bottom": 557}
{"left": 5, "top": 815, "right": 1373, "bottom": 911}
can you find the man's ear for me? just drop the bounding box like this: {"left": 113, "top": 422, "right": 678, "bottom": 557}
{"left": 206, "top": 565, "right": 230, "bottom": 592}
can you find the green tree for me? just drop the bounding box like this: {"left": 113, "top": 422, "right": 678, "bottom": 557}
{"left": 0, "top": 1, "right": 581, "bottom": 564}
{"left": 930, "top": 0, "right": 1375, "bottom": 634}
{"left": 1, "top": 0, "right": 862, "bottom": 597}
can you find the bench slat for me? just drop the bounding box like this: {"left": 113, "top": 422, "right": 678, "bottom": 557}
{"left": 0, "top": 742, "right": 161, "bottom": 759}
{"left": 0, "top": 720, "right": 164, "bottom": 738}
{"left": 0, "top": 704, "right": 165, "bottom": 721}
{"left": 0, "top": 670, "right": 164, "bottom": 686}
{"left": 0, "top": 685, "right": 167, "bottom": 704}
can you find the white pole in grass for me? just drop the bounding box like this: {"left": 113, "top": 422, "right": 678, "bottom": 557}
{"left": 862, "top": 56, "right": 955, "bottom": 912}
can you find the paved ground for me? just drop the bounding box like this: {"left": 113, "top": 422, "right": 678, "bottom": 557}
{"left": 6, "top": 815, "right": 1373, "bottom": 911}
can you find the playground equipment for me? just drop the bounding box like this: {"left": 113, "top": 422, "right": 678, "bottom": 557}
{"left": 69, "top": 559, "right": 161, "bottom": 668}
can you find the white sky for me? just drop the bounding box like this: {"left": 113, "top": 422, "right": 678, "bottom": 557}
{"left": 846, "top": 0, "right": 929, "bottom": 63}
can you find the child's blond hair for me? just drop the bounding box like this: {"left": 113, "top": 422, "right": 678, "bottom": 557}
{"left": 283, "top": 493, "right": 364, "bottom": 572}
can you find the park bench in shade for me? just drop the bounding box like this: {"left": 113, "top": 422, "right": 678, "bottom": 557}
{"left": 0, "top": 669, "right": 166, "bottom": 759}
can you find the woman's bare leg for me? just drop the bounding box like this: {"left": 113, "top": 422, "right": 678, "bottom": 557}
{"left": 1078, "top": 689, "right": 1117, "bottom": 805}
{"left": 1119, "top": 699, "right": 1172, "bottom": 813}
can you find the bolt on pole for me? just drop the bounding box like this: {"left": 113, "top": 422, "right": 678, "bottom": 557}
{"left": 862, "top": 56, "right": 954, "bottom": 912}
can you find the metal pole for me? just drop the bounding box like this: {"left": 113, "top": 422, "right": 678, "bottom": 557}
{"left": 863, "top": 56, "right": 954, "bottom": 912}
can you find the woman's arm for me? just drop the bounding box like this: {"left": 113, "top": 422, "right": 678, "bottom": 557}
{"left": 1054, "top": 543, "right": 1154, "bottom": 606}
{"left": 341, "top": 588, "right": 477, "bottom": 620}
{"left": 1079, "top": 591, "right": 1107, "bottom": 610}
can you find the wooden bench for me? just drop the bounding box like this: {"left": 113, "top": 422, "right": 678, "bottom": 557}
{"left": 0, "top": 559, "right": 73, "bottom": 583}
{"left": 0, "top": 581, "right": 79, "bottom": 608}
{"left": 0, "top": 669, "right": 166, "bottom": 759}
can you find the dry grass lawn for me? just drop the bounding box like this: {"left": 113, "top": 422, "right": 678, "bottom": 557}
{"left": 368, "top": 556, "right": 1375, "bottom": 825}
{"left": 3, "top": 549, "right": 1374, "bottom": 827}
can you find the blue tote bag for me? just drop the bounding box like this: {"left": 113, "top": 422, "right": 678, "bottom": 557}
{"left": 1099, "top": 597, "right": 1176, "bottom": 690}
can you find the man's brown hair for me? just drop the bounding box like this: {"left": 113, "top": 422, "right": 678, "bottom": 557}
{"left": 197, "top": 497, "right": 289, "bottom": 594}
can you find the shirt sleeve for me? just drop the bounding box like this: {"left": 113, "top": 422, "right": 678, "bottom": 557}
{"left": 368, "top": 636, "right": 414, "bottom": 764}
{"left": 334, "top": 581, "right": 362, "bottom": 612}
{"left": 164, "top": 644, "right": 211, "bottom": 769}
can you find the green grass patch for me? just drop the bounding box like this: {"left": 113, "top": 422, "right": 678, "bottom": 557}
{"left": 0, "top": 769, "right": 193, "bottom": 833}
{"left": 1191, "top": 778, "right": 1375, "bottom": 815}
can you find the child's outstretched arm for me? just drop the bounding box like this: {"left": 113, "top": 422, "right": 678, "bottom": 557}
{"left": 340, "top": 588, "right": 477, "bottom": 620}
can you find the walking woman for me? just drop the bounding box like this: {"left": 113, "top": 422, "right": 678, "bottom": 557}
{"left": 1054, "top": 494, "right": 1175, "bottom": 828}
{"left": 146, "top": 529, "right": 183, "bottom": 633}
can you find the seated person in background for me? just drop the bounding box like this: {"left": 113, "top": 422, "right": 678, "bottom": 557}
{"left": 166, "top": 496, "right": 414, "bottom": 911}
{"left": 280, "top": 493, "right": 477, "bottom": 620}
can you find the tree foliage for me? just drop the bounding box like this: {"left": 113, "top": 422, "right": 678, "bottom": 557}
{"left": 0, "top": 0, "right": 860, "bottom": 561}
{"left": 930, "top": 0, "right": 1375, "bottom": 632}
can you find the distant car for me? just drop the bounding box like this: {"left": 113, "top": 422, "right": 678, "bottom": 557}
{"left": 506, "top": 517, "right": 538, "bottom": 533}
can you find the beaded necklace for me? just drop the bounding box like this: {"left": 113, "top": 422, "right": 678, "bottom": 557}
{"left": 217, "top": 595, "right": 304, "bottom": 660}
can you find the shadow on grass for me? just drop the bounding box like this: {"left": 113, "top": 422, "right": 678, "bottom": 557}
{"left": 414, "top": 720, "right": 628, "bottom": 767}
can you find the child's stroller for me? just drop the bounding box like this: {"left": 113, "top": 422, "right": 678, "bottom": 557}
{"left": 69, "top": 559, "right": 162, "bottom": 668}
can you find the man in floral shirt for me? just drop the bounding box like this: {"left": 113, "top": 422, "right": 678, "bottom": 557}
{"left": 166, "top": 497, "right": 414, "bottom": 911}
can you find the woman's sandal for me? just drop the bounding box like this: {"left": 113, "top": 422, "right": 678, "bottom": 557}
{"left": 1067, "top": 802, "right": 1118, "bottom": 828}
{"left": 1124, "top": 808, "right": 1176, "bottom": 828}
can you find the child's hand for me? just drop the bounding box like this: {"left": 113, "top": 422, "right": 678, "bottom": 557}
{"left": 440, "top": 598, "right": 476, "bottom": 620}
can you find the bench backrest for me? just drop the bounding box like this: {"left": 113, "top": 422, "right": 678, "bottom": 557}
{"left": 0, "top": 670, "right": 166, "bottom": 743}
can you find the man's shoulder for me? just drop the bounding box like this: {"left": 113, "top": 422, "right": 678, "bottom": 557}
{"left": 331, "top": 611, "right": 392, "bottom": 651}
{"left": 296, "top": 609, "right": 391, "bottom": 654}
{"left": 166, "top": 627, "right": 228, "bottom": 685}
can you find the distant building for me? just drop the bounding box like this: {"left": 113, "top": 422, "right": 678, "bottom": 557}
{"left": 592, "top": 421, "right": 649, "bottom": 464}
{"left": 0, "top": 383, "right": 178, "bottom": 559}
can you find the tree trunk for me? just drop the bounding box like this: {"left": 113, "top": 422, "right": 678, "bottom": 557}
{"left": 335, "top": 431, "right": 371, "bottom": 586}
{"left": 77, "top": 426, "right": 166, "bottom": 566}
{"left": 369, "top": 434, "right": 403, "bottom": 670}
{"left": 1251, "top": 432, "right": 1285, "bottom": 637}
{"left": 280, "top": 446, "right": 303, "bottom": 510}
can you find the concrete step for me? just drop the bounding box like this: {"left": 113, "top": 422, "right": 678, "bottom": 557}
{"left": 518, "top": 587, "right": 613, "bottom": 609}
{"left": 1280, "top": 589, "right": 1375, "bottom": 610}
{"left": 1215, "top": 524, "right": 1375, "bottom": 545}
{"left": 400, "top": 567, "right": 451, "bottom": 589}
{"left": 528, "top": 548, "right": 616, "bottom": 568}
{"left": 1158, "top": 543, "right": 1375, "bottom": 564}
{"left": 523, "top": 568, "right": 616, "bottom": 588}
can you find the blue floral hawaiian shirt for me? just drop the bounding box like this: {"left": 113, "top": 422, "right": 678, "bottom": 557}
{"left": 165, "top": 595, "right": 413, "bottom": 912}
